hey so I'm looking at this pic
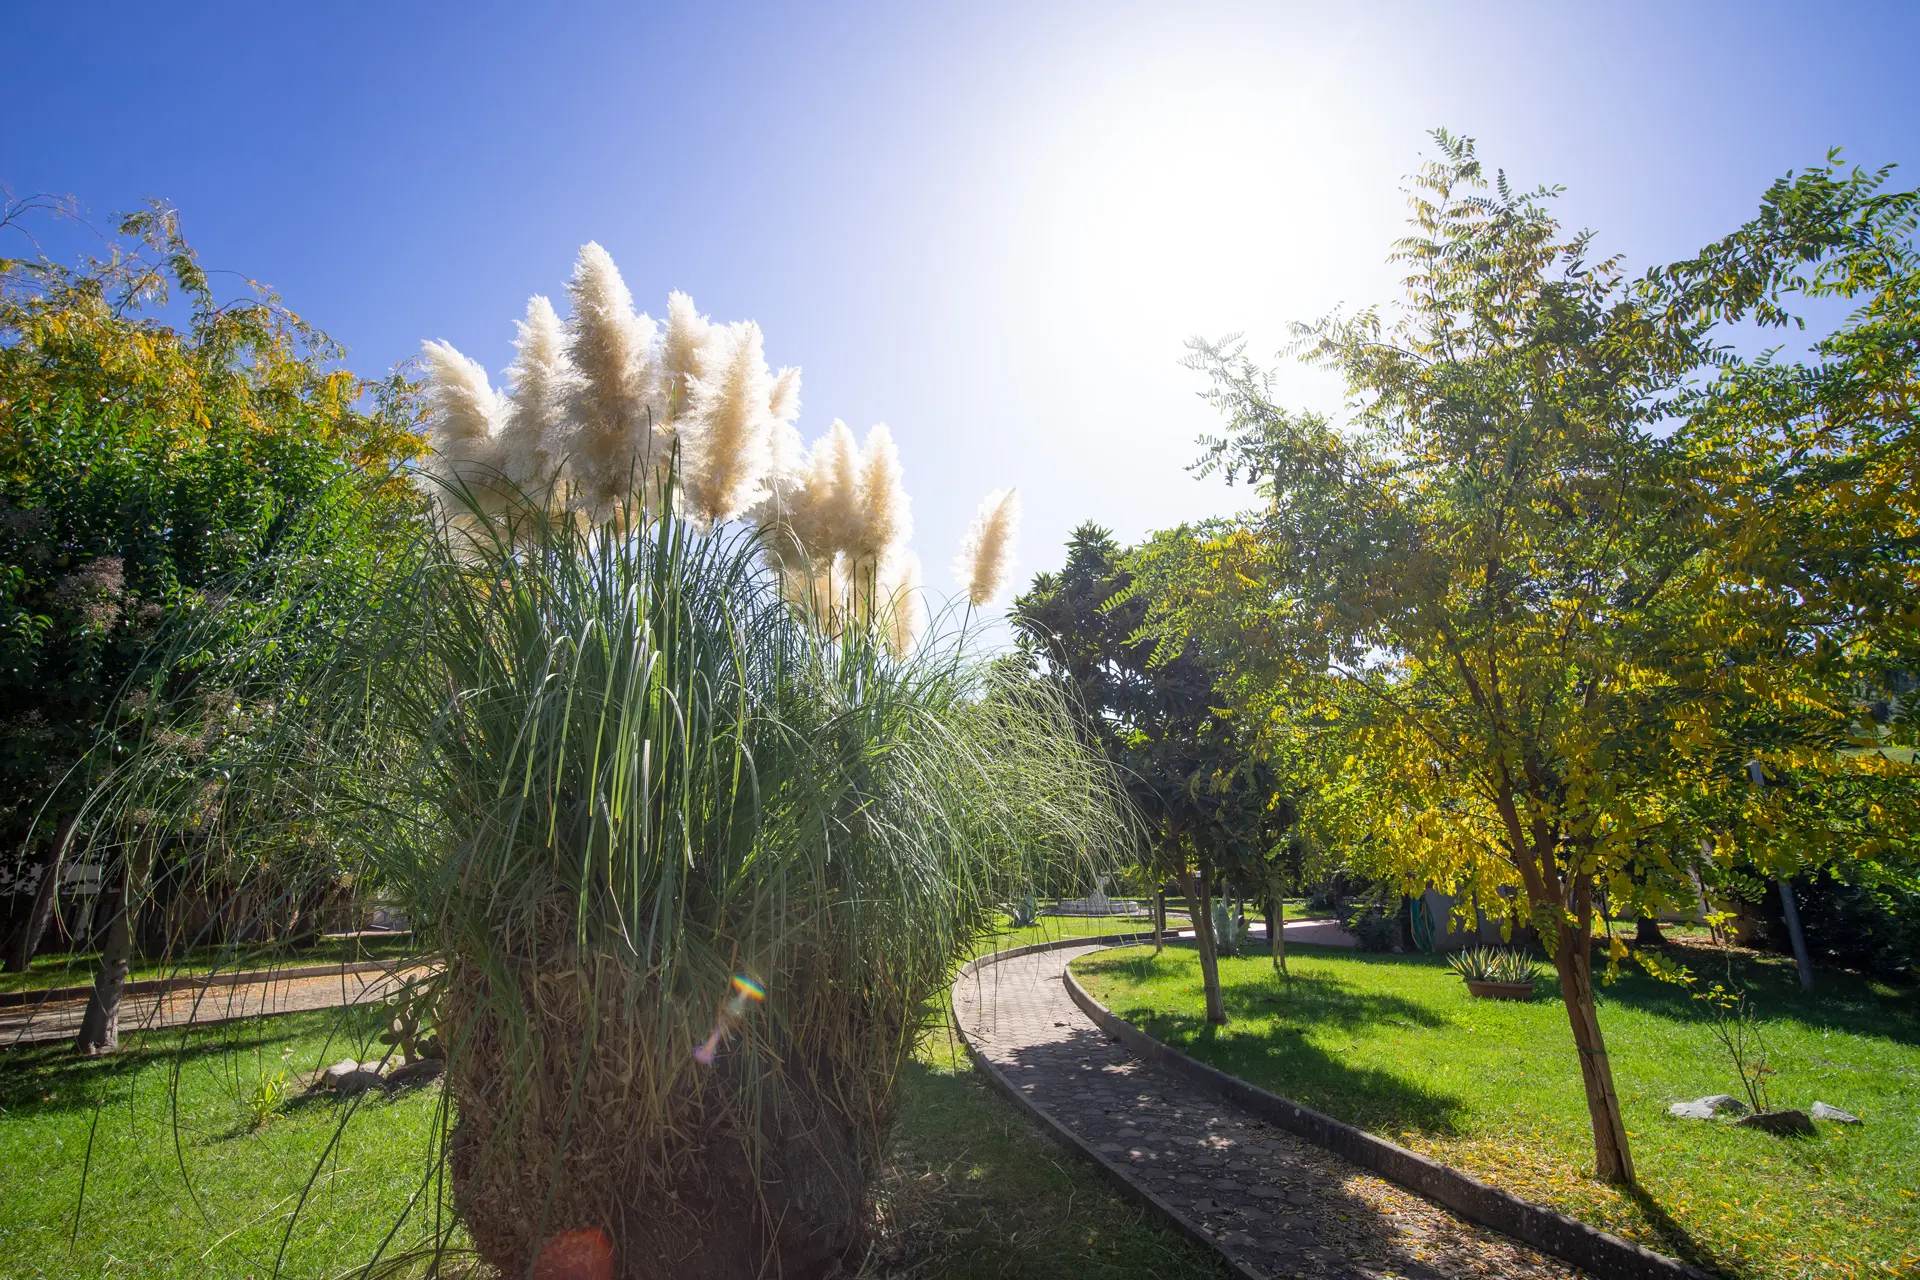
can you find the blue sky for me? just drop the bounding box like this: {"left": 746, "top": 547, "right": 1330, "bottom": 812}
{"left": 6, "top": 0, "right": 1916, "bottom": 615}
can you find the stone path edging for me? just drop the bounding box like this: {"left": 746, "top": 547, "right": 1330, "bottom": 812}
{"left": 0, "top": 958, "right": 403, "bottom": 1010}
{"left": 1059, "top": 949, "right": 1713, "bottom": 1280}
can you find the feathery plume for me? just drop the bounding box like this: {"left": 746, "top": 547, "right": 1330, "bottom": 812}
{"left": 420, "top": 339, "right": 502, "bottom": 490}
{"left": 954, "top": 488, "right": 1020, "bottom": 607}
{"left": 659, "top": 291, "right": 715, "bottom": 425}
{"left": 495, "top": 295, "right": 575, "bottom": 493}
{"left": 803, "top": 420, "right": 865, "bottom": 560}
{"left": 769, "top": 366, "right": 801, "bottom": 424}
{"left": 565, "top": 242, "right": 661, "bottom": 516}
{"left": 849, "top": 424, "right": 912, "bottom": 562}
{"left": 881, "top": 550, "right": 923, "bottom": 657}
{"left": 681, "top": 320, "right": 775, "bottom": 526}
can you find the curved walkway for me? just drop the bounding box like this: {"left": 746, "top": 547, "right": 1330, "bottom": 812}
{"left": 954, "top": 944, "right": 1581, "bottom": 1280}
{"left": 1, "top": 965, "right": 426, "bottom": 1047}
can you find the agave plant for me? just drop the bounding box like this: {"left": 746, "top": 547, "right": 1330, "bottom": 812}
{"left": 1211, "top": 899, "right": 1250, "bottom": 958}
{"left": 74, "top": 247, "right": 1126, "bottom": 1279}
{"left": 1006, "top": 891, "right": 1041, "bottom": 929}
{"left": 1446, "top": 947, "right": 1541, "bottom": 985}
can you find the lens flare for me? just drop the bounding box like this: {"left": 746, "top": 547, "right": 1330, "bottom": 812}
{"left": 694, "top": 974, "right": 767, "bottom": 1065}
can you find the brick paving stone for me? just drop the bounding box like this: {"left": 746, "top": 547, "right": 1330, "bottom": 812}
{"left": 953, "top": 944, "right": 1585, "bottom": 1280}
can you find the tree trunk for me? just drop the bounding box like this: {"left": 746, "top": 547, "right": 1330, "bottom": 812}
{"left": 74, "top": 863, "right": 133, "bottom": 1055}
{"left": 1777, "top": 878, "right": 1815, "bottom": 991}
{"left": 1550, "top": 919, "right": 1635, "bottom": 1184}
{"left": 7, "top": 814, "right": 76, "bottom": 974}
{"left": 75, "top": 839, "right": 151, "bottom": 1056}
{"left": 1152, "top": 885, "right": 1165, "bottom": 955}
{"left": 1267, "top": 869, "right": 1288, "bottom": 978}
{"left": 1184, "top": 871, "right": 1225, "bottom": 1024}
{"left": 1634, "top": 914, "right": 1664, "bottom": 947}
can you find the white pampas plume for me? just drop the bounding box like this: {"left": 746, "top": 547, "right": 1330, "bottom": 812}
{"left": 882, "top": 550, "right": 923, "bottom": 657}
{"left": 681, "top": 320, "right": 775, "bottom": 525}
{"left": 954, "top": 488, "right": 1020, "bottom": 607}
{"left": 565, "top": 242, "right": 661, "bottom": 515}
{"left": 420, "top": 339, "right": 502, "bottom": 490}
{"left": 849, "top": 424, "right": 912, "bottom": 562}
{"left": 659, "top": 290, "right": 716, "bottom": 425}
{"left": 754, "top": 418, "right": 808, "bottom": 568}
{"left": 804, "top": 420, "right": 865, "bottom": 559}
{"left": 495, "top": 294, "right": 575, "bottom": 493}
{"left": 769, "top": 366, "right": 801, "bottom": 424}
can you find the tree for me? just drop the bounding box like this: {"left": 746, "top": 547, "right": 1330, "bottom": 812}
{"left": 1137, "top": 136, "right": 1705, "bottom": 1182}
{"left": 1014, "top": 522, "right": 1285, "bottom": 1022}
{"left": 0, "top": 195, "right": 423, "bottom": 1041}
{"left": 1139, "top": 136, "right": 1920, "bottom": 1184}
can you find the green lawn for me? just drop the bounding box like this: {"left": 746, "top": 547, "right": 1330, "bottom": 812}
{"left": 1072, "top": 941, "right": 1920, "bottom": 1280}
{"left": 1, "top": 936, "right": 419, "bottom": 997}
{"left": 0, "top": 1006, "right": 455, "bottom": 1279}
{"left": 0, "top": 957, "right": 1223, "bottom": 1279}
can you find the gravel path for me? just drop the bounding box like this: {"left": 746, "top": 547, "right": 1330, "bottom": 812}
{"left": 953, "top": 944, "right": 1583, "bottom": 1280}
{"left": 1, "top": 966, "right": 426, "bottom": 1047}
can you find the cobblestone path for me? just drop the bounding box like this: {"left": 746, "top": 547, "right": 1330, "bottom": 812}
{"left": 1, "top": 965, "right": 427, "bottom": 1047}
{"left": 953, "top": 944, "right": 1583, "bottom": 1280}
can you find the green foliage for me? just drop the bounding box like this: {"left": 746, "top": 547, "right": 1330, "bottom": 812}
{"left": 0, "top": 193, "right": 424, "bottom": 886}
{"left": 1343, "top": 903, "right": 1400, "bottom": 953}
{"left": 1011, "top": 522, "right": 1286, "bottom": 896}
{"left": 1129, "top": 131, "right": 1920, "bottom": 1181}
{"left": 240, "top": 1051, "right": 293, "bottom": 1131}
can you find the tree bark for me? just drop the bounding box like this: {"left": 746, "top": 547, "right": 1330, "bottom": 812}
{"left": 1185, "top": 870, "right": 1225, "bottom": 1024}
{"left": 1550, "top": 881, "right": 1634, "bottom": 1185}
{"left": 74, "top": 866, "right": 132, "bottom": 1055}
{"left": 1777, "top": 878, "right": 1815, "bottom": 991}
{"left": 1152, "top": 885, "right": 1165, "bottom": 955}
{"left": 1267, "top": 868, "right": 1288, "bottom": 978}
{"left": 75, "top": 839, "right": 150, "bottom": 1056}
{"left": 1633, "top": 914, "right": 1664, "bottom": 947}
{"left": 7, "top": 814, "right": 76, "bottom": 974}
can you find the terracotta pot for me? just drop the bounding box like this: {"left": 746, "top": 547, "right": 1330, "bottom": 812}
{"left": 1464, "top": 979, "right": 1535, "bottom": 1001}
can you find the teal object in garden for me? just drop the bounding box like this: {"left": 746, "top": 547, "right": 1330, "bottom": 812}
{"left": 1411, "top": 895, "right": 1437, "bottom": 952}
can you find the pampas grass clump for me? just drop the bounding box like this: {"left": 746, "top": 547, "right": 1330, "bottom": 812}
{"left": 75, "top": 244, "right": 1087, "bottom": 1278}
{"left": 419, "top": 244, "right": 955, "bottom": 652}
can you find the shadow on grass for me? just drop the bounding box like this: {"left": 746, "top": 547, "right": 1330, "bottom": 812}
{"left": 1584, "top": 939, "right": 1920, "bottom": 1048}
{"left": 878, "top": 1057, "right": 1227, "bottom": 1280}
{"left": 0, "top": 1004, "right": 392, "bottom": 1120}
{"left": 1623, "top": 1184, "right": 1752, "bottom": 1280}
{"left": 1076, "top": 946, "right": 1469, "bottom": 1137}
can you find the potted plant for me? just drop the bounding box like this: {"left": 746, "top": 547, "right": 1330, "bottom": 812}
{"left": 1447, "top": 947, "right": 1540, "bottom": 999}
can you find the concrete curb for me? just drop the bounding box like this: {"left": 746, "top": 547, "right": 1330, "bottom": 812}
{"left": 951, "top": 932, "right": 1261, "bottom": 1279}
{"left": 0, "top": 958, "right": 405, "bottom": 1010}
{"left": 1062, "top": 948, "right": 1715, "bottom": 1280}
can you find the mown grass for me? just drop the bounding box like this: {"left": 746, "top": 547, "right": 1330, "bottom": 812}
{"left": 0, "top": 1006, "right": 456, "bottom": 1279}
{"left": 1072, "top": 941, "right": 1920, "bottom": 1280}
{"left": 1, "top": 936, "right": 419, "bottom": 997}
{"left": 0, "top": 925, "right": 1227, "bottom": 1280}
